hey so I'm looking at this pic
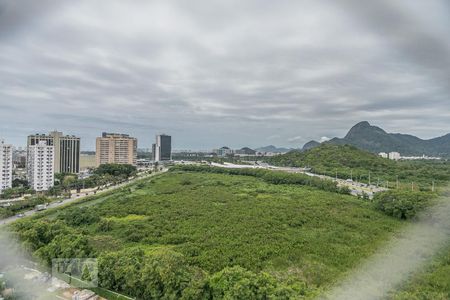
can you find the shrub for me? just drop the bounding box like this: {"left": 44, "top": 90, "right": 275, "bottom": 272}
{"left": 373, "top": 190, "right": 432, "bottom": 219}
{"left": 58, "top": 207, "right": 100, "bottom": 226}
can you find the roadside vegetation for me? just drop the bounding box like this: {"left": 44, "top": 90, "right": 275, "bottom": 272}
{"left": 0, "top": 164, "right": 139, "bottom": 219}
{"left": 50, "top": 164, "right": 138, "bottom": 196}
{"left": 0, "top": 196, "right": 49, "bottom": 219}
{"left": 10, "top": 171, "right": 404, "bottom": 299}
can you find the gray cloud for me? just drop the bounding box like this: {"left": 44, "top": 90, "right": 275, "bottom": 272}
{"left": 0, "top": 0, "right": 449, "bottom": 150}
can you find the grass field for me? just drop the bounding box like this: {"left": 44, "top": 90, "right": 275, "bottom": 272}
{"left": 11, "top": 170, "right": 408, "bottom": 298}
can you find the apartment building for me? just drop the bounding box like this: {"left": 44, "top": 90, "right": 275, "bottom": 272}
{"left": 27, "top": 131, "right": 80, "bottom": 173}
{"left": 0, "top": 139, "right": 13, "bottom": 194}
{"left": 96, "top": 132, "right": 137, "bottom": 166}
{"left": 27, "top": 141, "right": 54, "bottom": 192}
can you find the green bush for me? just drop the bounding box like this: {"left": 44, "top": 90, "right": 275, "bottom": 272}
{"left": 57, "top": 207, "right": 100, "bottom": 226}
{"left": 372, "top": 190, "right": 432, "bottom": 219}
{"left": 94, "top": 164, "right": 137, "bottom": 177}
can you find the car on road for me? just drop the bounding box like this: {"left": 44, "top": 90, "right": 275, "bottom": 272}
{"left": 16, "top": 213, "right": 25, "bottom": 218}
{"left": 35, "top": 204, "right": 47, "bottom": 211}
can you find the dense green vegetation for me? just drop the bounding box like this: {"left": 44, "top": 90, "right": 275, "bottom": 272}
{"left": 94, "top": 163, "right": 137, "bottom": 178}
{"left": 0, "top": 186, "right": 35, "bottom": 200}
{"left": 172, "top": 164, "right": 351, "bottom": 195}
{"left": 372, "top": 190, "right": 433, "bottom": 220}
{"left": 267, "top": 144, "right": 450, "bottom": 191}
{"left": 10, "top": 171, "right": 404, "bottom": 299}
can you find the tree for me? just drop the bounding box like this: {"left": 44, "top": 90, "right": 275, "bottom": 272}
{"left": 209, "top": 266, "right": 274, "bottom": 299}
{"left": 373, "top": 190, "right": 431, "bottom": 219}
{"left": 94, "top": 164, "right": 137, "bottom": 177}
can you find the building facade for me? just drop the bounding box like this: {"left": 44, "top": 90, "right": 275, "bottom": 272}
{"left": 50, "top": 131, "right": 80, "bottom": 173}
{"left": 27, "top": 141, "right": 54, "bottom": 192}
{"left": 27, "top": 132, "right": 80, "bottom": 174}
{"left": 0, "top": 139, "right": 13, "bottom": 194}
{"left": 214, "top": 146, "right": 233, "bottom": 157}
{"left": 152, "top": 134, "right": 172, "bottom": 162}
{"left": 388, "top": 152, "right": 401, "bottom": 160}
{"left": 378, "top": 152, "right": 388, "bottom": 159}
{"left": 96, "top": 132, "right": 137, "bottom": 166}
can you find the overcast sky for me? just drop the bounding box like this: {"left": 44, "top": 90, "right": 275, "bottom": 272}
{"left": 0, "top": 0, "right": 449, "bottom": 150}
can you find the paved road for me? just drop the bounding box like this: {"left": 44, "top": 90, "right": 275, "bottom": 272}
{"left": 0, "top": 169, "right": 167, "bottom": 227}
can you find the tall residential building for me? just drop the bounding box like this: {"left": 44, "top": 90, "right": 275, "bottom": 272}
{"left": 50, "top": 131, "right": 80, "bottom": 173}
{"left": 27, "top": 141, "right": 54, "bottom": 192}
{"left": 0, "top": 139, "right": 13, "bottom": 194}
{"left": 152, "top": 134, "right": 172, "bottom": 162}
{"left": 27, "top": 131, "right": 80, "bottom": 174}
{"left": 388, "top": 152, "right": 401, "bottom": 160}
{"left": 96, "top": 132, "right": 137, "bottom": 166}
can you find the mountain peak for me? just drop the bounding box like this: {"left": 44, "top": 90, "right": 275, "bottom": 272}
{"left": 345, "top": 121, "right": 386, "bottom": 139}
{"left": 302, "top": 140, "right": 320, "bottom": 151}
{"left": 354, "top": 121, "right": 371, "bottom": 127}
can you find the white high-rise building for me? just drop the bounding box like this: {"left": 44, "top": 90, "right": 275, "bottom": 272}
{"left": 27, "top": 141, "right": 54, "bottom": 192}
{"left": 378, "top": 152, "right": 388, "bottom": 158}
{"left": 388, "top": 152, "right": 401, "bottom": 160}
{"left": 0, "top": 139, "right": 13, "bottom": 194}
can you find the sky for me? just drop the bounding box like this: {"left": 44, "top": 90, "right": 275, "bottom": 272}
{"left": 0, "top": 0, "right": 449, "bottom": 150}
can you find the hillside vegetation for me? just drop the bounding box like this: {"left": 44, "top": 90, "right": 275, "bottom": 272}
{"left": 267, "top": 144, "right": 450, "bottom": 191}
{"left": 11, "top": 171, "right": 403, "bottom": 299}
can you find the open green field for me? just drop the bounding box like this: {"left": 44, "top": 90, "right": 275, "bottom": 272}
{"left": 11, "top": 170, "right": 408, "bottom": 298}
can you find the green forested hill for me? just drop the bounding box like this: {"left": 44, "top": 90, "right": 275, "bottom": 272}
{"left": 267, "top": 144, "right": 450, "bottom": 190}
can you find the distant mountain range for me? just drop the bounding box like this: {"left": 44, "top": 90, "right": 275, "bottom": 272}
{"left": 255, "top": 145, "right": 295, "bottom": 153}
{"left": 302, "top": 121, "right": 450, "bottom": 157}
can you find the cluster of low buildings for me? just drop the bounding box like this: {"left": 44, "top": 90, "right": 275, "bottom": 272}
{"left": 0, "top": 132, "right": 172, "bottom": 194}
{"left": 379, "top": 151, "right": 441, "bottom": 161}
{"left": 212, "top": 146, "right": 279, "bottom": 157}
{"left": 378, "top": 151, "right": 401, "bottom": 160}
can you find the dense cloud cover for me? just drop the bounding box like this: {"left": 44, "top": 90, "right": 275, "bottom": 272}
{"left": 0, "top": 0, "right": 449, "bottom": 150}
